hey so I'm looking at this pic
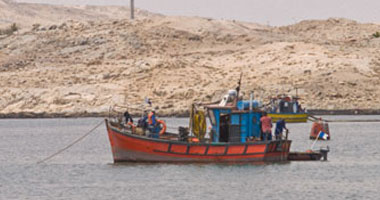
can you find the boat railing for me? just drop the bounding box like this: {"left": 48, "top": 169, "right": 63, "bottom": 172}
{"left": 108, "top": 120, "right": 290, "bottom": 145}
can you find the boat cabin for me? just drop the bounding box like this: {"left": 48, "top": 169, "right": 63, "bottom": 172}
{"left": 205, "top": 100, "right": 262, "bottom": 143}
{"left": 268, "top": 95, "right": 304, "bottom": 114}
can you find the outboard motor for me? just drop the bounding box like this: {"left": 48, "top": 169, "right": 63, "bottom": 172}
{"left": 320, "top": 146, "right": 330, "bottom": 161}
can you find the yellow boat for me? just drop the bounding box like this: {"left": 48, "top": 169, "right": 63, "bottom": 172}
{"left": 268, "top": 113, "right": 309, "bottom": 123}
{"left": 266, "top": 93, "right": 308, "bottom": 123}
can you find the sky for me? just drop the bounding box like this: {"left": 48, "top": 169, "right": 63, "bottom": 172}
{"left": 15, "top": 0, "right": 380, "bottom": 26}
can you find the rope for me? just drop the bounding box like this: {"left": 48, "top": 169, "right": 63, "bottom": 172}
{"left": 36, "top": 120, "right": 104, "bottom": 164}
{"left": 310, "top": 131, "right": 322, "bottom": 150}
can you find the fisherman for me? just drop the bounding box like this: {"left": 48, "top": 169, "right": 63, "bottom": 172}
{"left": 136, "top": 110, "right": 145, "bottom": 125}
{"left": 294, "top": 99, "right": 299, "bottom": 112}
{"left": 147, "top": 110, "right": 159, "bottom": 138}
{"left": 148, "top": 110, "right": 156, "bottom": 126}
{"left": 274, "top": 119, "right": 288, "bottom": 140}
{"left": 270, "top": 98, "right": 277, "bottom": 113}
{"left": 124, "top": 111, "right": 133, "bottom": 123}
{"left": 279, "top": 99, "right": 285, "bottom": 113}
{"left": 260, "top": 112, "right": 272, "bottom": 141}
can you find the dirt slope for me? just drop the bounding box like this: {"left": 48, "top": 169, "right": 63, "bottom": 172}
{"left": 1, "top": 0, "right": 380, "bottom": 117}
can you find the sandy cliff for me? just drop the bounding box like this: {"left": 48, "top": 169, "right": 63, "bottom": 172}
{"left": 0, "top": 0, "right": 155, "bottom": 29}
{"left": 1, "top": 0, "right": 380, "bottom": 117}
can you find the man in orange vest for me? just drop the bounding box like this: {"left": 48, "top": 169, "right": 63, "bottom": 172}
{"left": 148, "top": 110, "right": 158, "bottom": 138}
{"left": 148, "top": 110, "right": 156, "bottom": 126}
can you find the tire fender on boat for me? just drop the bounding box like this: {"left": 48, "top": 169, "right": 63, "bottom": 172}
{"left": 156, "top": 119, "right": 167, "bottom": 135}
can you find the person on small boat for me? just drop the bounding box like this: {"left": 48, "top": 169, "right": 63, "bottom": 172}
{"left": 260, "top": 112, "right": 272, "bottom": 141}
{"left": 279, "top": 99, "right": 284, "bottom": 113}
{"left": 274, "top": 119, "right": 288, "bottom": 140}
{"left": 137, "top": 111, "right": 148, "bottom": 130}
{"left": 124, "top": 111, "right": 133, "bottom": 123}
{"left": 148, "top": 110, "right": 156, "bottom": 126}
{"left": 270, "top": 98, "right": 277, "bottom": 113}
{"left": 294, "top": 99, "right": 299, "bottom": 113}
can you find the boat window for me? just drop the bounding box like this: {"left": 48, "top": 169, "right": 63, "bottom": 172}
{"left": 208, "top": 109, "right": 216, "bottom": 126}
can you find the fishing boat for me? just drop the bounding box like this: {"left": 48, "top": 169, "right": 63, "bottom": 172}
{"left": 105, "top": 89, "right": 291, "bottom": 163}
{"left": 266, "top": 95, "right": 308, "bottom": 123}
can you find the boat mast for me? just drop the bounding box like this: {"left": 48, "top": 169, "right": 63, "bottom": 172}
{"left": 235, "top": 72, "right": 243, "bottom": 107}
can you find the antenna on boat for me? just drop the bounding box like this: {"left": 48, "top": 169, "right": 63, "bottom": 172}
{"left": 235, "top": 72, "right": 243, "bottom": 106}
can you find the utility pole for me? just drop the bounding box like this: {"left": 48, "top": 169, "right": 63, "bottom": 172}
{"left": 130, "top": 0, "right": 135, "bottom": 20}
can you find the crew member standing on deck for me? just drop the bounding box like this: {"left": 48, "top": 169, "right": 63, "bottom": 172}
{"left": 124, "top": 111, "right": 133, "bottom": 123}
{"left": 275, "top": 119, "right": 288, "bottom": 140}
{"left": 148, "top": 110, "right": 158, "bottom": 137}
{"left": 260, "top": 112, "right": 272, "bottom": 141}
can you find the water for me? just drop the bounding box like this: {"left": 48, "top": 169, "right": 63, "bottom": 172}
{"left": 1, "top": 116, "right": 380, "bottom": 199}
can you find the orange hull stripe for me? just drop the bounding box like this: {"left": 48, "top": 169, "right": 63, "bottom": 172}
{"left": 207, "top": 146, "right": 226, "bottom": 155}
{"left": 246, "top": 145, "right": 266, "bottom": 154}
{"left": 189, "top": 146, "right": 207, "bottom": 154}
{"left": 171, "top": 144, "right": 188, "bottom": 154}
{"left": 227, "top": 146, "right": 245, "bottom": 155}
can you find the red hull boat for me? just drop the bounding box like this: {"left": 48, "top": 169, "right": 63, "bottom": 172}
{"left": 106, "top": 119, "right": 291, "bottom": 163}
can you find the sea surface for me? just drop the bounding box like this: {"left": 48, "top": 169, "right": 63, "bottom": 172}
{"left": 1, "top": 116, "right": 380, "bottom": 200}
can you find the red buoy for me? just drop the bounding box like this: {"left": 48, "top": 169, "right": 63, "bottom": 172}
{"left": 309, "top": 120, "right": 330, "bottom": 140}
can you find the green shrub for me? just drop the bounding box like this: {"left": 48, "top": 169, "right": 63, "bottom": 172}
{"left": 10, "top": 23, "right": 18, "bottom": 32}
{"left": 373, "top": 31, "right": 380, "bottom": 38}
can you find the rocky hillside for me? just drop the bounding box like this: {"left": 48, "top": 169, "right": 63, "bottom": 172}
{"left": 1, "top": 0, "right": 380, "bottom": 117}
{"left": 0, "top": 0, "right": 154, "bottom": 29}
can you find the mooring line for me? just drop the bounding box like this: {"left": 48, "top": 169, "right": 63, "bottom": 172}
{"left": 36, "top": 120, "right": 104, "bottom": 164}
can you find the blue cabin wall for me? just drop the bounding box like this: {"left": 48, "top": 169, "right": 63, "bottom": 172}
{"left": 238, "top": 112, "right": 261, "bottom": 142}
{"left": 212, "top": 109, "right": 219, "bottom": 142}
{"left": 210, "top": 108, "right": 261, "bottom": 143}
{"left": 250, "top": 112, "right": 262, "bottom": 138}
{"left": 240, "top": 114, "right": 248, "bottom": 142}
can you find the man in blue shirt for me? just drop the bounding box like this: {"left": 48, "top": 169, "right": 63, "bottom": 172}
{"left": 275, "top": 119, "right": 288, "bottom": 140}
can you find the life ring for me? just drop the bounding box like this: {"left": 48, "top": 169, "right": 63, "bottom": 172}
{"left": 156, "top": 119, "right": 167, "bottom": 135}
{"left": 127, "top": 122, "right": 136, "bottom": 133}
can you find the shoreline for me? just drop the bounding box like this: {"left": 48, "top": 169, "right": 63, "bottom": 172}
{"left": 1, "top": 109, "right": 380, "bottom": 119}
